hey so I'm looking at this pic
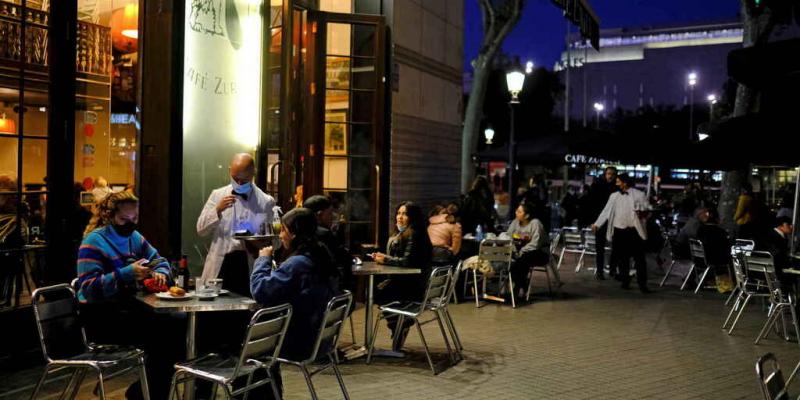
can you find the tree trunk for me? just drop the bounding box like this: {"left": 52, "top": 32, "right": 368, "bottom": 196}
{"left": 461, "top": 55, "right": 490, "bottom": 192}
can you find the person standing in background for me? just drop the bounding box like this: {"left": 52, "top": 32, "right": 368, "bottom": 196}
{"left": 586, "top": 166, "right": 617, "bottom": 280}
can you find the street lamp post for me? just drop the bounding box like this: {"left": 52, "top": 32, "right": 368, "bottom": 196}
{"left": 506, "top": 63, "right": 526, "bottom": 219}
{"left": 593, "top": 102, "right": 604, "bottom": 129}
{"left": 707, "top": 94, "right": 717, "bottom": 122}
{"left": 688, "top": 72, "right": 697, "bottom": 141}
{"left": 484, "top": 127, "right": 495, "bottom": 145}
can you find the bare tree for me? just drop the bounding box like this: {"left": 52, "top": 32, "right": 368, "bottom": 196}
{"left": 460, "top": 0, "right": 524, "bottom": 192}
{"left": 718, "top": 1, "right": 779, "bottom": 233}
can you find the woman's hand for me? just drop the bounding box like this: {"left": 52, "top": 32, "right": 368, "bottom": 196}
{"left": 131, "top": 259, "right": 151, "bottom": 280}
{"left": 373, "top": 252, "right": 386, "bottom": 264}
{"left": 259, "top": 246, "right": 274, "bottom": 258}
{"left": 152, "top": 272, "right": 168, "bottom": 286}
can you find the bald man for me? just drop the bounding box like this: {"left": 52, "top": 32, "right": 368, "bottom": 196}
{"left": 197, "top": 153, "right": 275, "bottom": 296}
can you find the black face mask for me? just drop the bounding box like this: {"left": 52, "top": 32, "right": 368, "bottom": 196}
{"left": 112, "top": 222, "right": 137, "bottom": 237}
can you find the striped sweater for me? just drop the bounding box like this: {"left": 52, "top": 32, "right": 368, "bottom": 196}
{"left": 77, "top": 225, "right": 170, "bottom": 303}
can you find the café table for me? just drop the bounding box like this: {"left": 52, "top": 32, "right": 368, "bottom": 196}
{"left": 350, "top": 261, "right": 421, "bottom": 358}
{"left": 135, "top": 291, "right": 259, "bottom": 400}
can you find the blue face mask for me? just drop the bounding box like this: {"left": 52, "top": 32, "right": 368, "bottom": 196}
{"left": 397, "top": 224, "right": 407, "bottom": 233}
{"left": 231, "top": 179, "right": 253, "bottom": 194}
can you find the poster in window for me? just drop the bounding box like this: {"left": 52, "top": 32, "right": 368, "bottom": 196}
{"left": 324, "top": 113, "right": 347, "bottom": 155}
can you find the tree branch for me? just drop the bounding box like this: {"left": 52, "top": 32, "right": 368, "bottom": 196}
{"left": 479, "top": 0, "right": 497, "bottom": 45}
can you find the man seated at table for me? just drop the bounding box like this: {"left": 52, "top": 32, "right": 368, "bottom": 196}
{"left": 304, "top": 195, "right": 350, "bottom": 291}
{"left": 77, "top": 191, "right": 183, "bottom": 400}
{"left": 756, "top": 216, "right": 795, "bottom": 288}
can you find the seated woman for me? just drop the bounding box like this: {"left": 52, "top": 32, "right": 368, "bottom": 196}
{"left": 427, "top": 203, "right": 462, "bottom": 265}
{"left": 372, "top": 201, "right": 432, "bottom": 350}
{"left": 251, "top": 207, "right": 340, "bottom": 398}
{"left": 77, "top": 191, "right": 181, "bottom": 400}
{"left": 506, "top": 203, "right": 550, "bottom": 295}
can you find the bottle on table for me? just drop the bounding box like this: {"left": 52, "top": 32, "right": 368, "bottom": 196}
{"left": 178, "top": 255, "right": 191, "bottom": 290}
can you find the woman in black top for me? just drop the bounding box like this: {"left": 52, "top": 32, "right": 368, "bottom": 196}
{"left": 372, "top": 201, "right": 432, "bottom": 350}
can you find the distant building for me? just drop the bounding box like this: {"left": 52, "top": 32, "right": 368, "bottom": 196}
{"left": 556, "top": 20, "right": 743, "bottom": 124}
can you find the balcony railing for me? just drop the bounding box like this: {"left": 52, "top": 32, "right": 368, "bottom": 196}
{"left": 0, "top": 0, "right": 111, "bottom": 77}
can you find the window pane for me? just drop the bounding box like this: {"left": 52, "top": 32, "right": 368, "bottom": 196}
{"left": 327, "top": 23, "right": 351, "bottom": 56}
{"left": 0, "top": 137, "right": 19, "bottom": 182}
{"left": 348, "top": 156, "right": 372, "bottom": 189}
{"left": 351, "top": 90, "right": 373, "bottom": 123}
{"left": 324, "top": 122, "right": 347, "bottom": 155}
{"left": 320, "top": 0, "right": 352, "bottom": 13}
{"left": 325, "top": 89, "right": 349, "bottom": 115}
{"left": 323, "top": 156, "right": 348, "bottom": 190}
{"left": 347, "top": 190, "right": 372, "bottom": 222}
{"left": 22, "top": 139, "right": 47, "bottom": 186}
{"left": 23, "top": 92, "right": 49, "bottom": 137}
{"left": 326, "top": 56, "right": 350, "bottom": 89}
{"left": 350, "top": 123, "right": 373, "bottom": 156}
{"left": 352, "top": 57, "right": 375, "bottom": 90}
{"left": 348, "top": 222, "right": 373, "bottom": 248}
{"left": 352, "top": 24, "right": 375, "bottom": 57}
{"left": 1, "top": 101, "right": 20, "bottom": 136}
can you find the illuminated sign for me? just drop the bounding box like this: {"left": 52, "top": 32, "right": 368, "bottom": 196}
{"left": 564, "top": 154, "right": 619, "bottom": 165}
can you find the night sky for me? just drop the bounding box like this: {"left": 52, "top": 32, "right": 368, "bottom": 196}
{"left": 464, "top": 0, "right": 742, "bottom": 71}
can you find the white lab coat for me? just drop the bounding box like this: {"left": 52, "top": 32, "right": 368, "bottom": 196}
{"left": 593, "top": 187, "right": 650, "bottom": 241}
{"left": 196, "top": 184, "right": 275, "bottom": 280}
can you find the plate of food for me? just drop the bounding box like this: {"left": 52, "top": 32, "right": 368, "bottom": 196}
{"left": 155, "top": 287, "right": 193, "bottom": 300}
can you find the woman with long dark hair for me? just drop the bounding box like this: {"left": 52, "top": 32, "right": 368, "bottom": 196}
{"left": 250, "top": 207, "right": 340, "bottom": 398}
{"left": 372, "top": 201, "right": 432, "bottom": 350}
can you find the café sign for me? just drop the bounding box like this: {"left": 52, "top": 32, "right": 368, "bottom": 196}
{"left": 564, "top": 153, "right": 618, "bottom": 165}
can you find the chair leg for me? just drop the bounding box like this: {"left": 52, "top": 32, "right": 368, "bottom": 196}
{"left": 525, "top": 268, "right": 535, "bottom": 302}
{"left": 241, "top": 371, "right": 255, "bottom": 400}
{"left": 442, "top": 307, "right": 463, "bottom": 354}
{"left": 755, "top": 305, "right": 782, "bottom": 344}
{"left": 722, "top": 293, "right": 744, "bottom": 330}
{"left": 330, "top": 354, "right": 351, "bottom": 400}
{"left": 267, "top": 369, "right": 282, "bottom": 400}
{"left": 728, "top": 294, "right": 753, "bottom": 335}
{"left": 694, "top": 267, "right": 711, "bottom": 294}
{"left": 95, "top": 371, "right": 106, "bottom": 400}
{"left": 508, "top": 275, "right": 516, "bottom": 308}
{"left": 58, "top": 369, "right": 82, "bottom": 400}
{"left": 557, "top": 247, "right": 566, "bottom": 270}
{"left": 391, "top": 315, "right": 406, "bottom": 349}
{"left": 576, "top": 251, "right": 585, "bottom": 273}
{"left": 414, "top": 320, "right": 437, "bottom": 375}
{"left": 660, "top": 260, "right": 676, "bottom": 287}
{"left": 725, "top": 287, "right": 740, "bottom": 306}
{"left": 300, "top": 366, "right": 319, "bottom": 400}
{"left": 66, "top": 369, "right": 87, "bottom": 400}
{"left": 544, "top": 267, "right": 552, "bottom": 295}
{"left": 366, "top": 313, "right": 383, "bottom": 364}
{"left": 30, "top": 364, "right": 51, "bottom": 400}
{"left": 138, "top": 356, "right": 151, "bottom": 400}
{"left": 680, "top": 263, "right": 696, "bottom": 291}
{"left": 434, "top": 310, "right": 456, "bottom": 364}
{"left": 349, "top": 314, "right": 356, "bottom": 345}
{"left": 473, "top": 270, "right": 481, "bottom": 308}
{"left": 167, "top": 371, "right": 180, "bottom": 400}
{"left": 790, "top": 302, "right": 800, "bottom": 346}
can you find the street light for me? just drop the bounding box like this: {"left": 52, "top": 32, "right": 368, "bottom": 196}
{"left": 707, "top": 94, "right": 717, "bottom": 122}
{"left": 593, "top": 102, "right": 604, "bottom": 129}
{"left": 688, "top": 72, "right": 697, "bottom": 141}
{"left": 484, "top": 127, "right": 495, "bottom": 145}
{"left": 506, "top": 62, "right": 526, "bottom": 219}
{"left": 525, "top": 60, "right": 534, "bottom": 74}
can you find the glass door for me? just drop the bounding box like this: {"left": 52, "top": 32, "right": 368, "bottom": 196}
{"left": 305, "top": 11, "right": 386, "bottom": 249}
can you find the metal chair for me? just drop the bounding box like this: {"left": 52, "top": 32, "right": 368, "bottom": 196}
{"left": 526, "top": 237, "right": 562, "bottom": 301}
{"left": 473, "top": 239, "right": 516, "bottom": 308}
{"left": 432, "top": 261, "right": 464, "bottom": 358}
{"left": 724, "top": 248, "right": 771, "bottom": 335}
{"left": 752, "top": 252, "right": 800, "bottom": 346}
{"left": 725, "top": 240, "right": 757, "bottom": 306}
{"left": 367, "top": 267, "right": 456, "bottom": 374}
{"left": 278, "top": 292, "right": 353, "bottom": 400}
{"left": 556, "top": 227, "right": 583, "bottom": 271}
{"left": 681, "top": 239, "right": 714, "bottom": 293}
{"left": 30, "top": 283, "right": 150, "bottom": 400}
{"left": 575, "top": 228, "right": 597, "bottom": 273}
{"left": 756, "top": 353, "right": 792, "bottom": 400}
{"left": 169, "top": 304, "right": 292, "bottom": 400}
{"left": 659, "top": 237, "right": 691, "bottom": 287}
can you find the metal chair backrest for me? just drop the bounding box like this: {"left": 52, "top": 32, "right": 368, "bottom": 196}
{"left": 31, "top": 284, "right": 89, "bottom": 362}
{"left": 444, "top": 261, "right": 463, "bottom": 304}
{"left": 746, "top": 251, "right": 781, "bottom": 299}
{"left": 478, "top": 239, "right": 513, "bottom": 263}
{"left": 306, "top": 291, "right": 353, "bottom": 363}
{"left": 757, "top": 353, "right": 790, "bottom": 400}
{"left": 562, "top": 227, "right": 582, "bottom": 248}
{"left": 582, "top": 228, "right": 596, "bottom": 249}
{"left": 420, "top": 266, "right": 452, "bottom": 311}
{"left": 730, "top": 249, "right": 748, "bottom": 287}
{"left": 735, "top": 239, "right": 756, "bottom": 252}
{"left": 235, "top": 304, "right": 292, "bottom": 378}
{"left": 689, "top": 239, "right": 708, "bottom": 265}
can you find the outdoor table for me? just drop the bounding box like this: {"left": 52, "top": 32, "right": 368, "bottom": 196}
{"left": 135, "top": 292, "right": 259, "bottom": 400}
{"left": 351, "top": 262, "right": 421, "bottom": 358}
{"left": 0, "top": 243, "right": 46, "bottom": 307}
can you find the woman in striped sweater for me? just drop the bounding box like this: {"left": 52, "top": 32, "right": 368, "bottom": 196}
{"left": 76, "top": 191, "right": 180, "bottom": 400}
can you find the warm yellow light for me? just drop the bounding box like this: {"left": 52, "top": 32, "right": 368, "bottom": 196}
{"left": 0, "top": 113, "right": 15, "bottom": 134}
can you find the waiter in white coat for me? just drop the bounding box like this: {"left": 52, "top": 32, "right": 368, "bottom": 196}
{"left": 197, "top": 153, "right": 275, "bottom": 296}
{"left": 591, "top": 173, "right": 652, "bottom": 293}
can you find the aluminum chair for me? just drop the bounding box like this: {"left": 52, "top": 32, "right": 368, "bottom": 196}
{"left": 575, "top": 228, "right": 597, "bottom": 273}
{"left": 526, "top": 237, "right": 562, "bottom": 301}
{"left": 473, "top": 239, "right": 516, "bottom": 308}
{"left": 724, "top": 248, "right": 771, "bottom": 334}
{"left": 168, "top": 304, "right": 292, "bottom": 400}
{"left": 278, "top": 292, "right": 353, "bottom": 400}
{"left": 436, "top": 261, "right": 464, "bottom": 357}
{"left": 367, "top": 267, "right": 456, "bottom": 374}
{"left": 756, "top": 353, "right": 792, "bottom": 400}
{"left": 30, "top": 283, "right": 149, "bottom": 400}
{"left": 725, "top": 240, "right": 757, "bottom": 306}
{"left": 752, "top": 252, "right": 800, "bottom": 346}
{"left": 659, "top": 237, "right": 691, "bottom": 287}
{"left": 556, "top": 227, "right": 583, "bottom": 271}
{"left": 681, "top": 239, "right": 714, "bottom": 293}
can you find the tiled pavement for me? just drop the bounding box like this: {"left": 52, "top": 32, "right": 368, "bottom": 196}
{"left": 4, "top": 255, "right": 800, "bottom": 399}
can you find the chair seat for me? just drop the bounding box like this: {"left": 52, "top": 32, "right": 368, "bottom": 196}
{"left": 60, "top": 345, "right": 143, "bottom": 367}
{"left": 379, "top": 301, "right": 424, "bottom": 317}
{"left": 175, "top": 354, "right": 263, "bottom": 385}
